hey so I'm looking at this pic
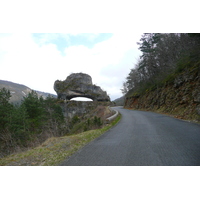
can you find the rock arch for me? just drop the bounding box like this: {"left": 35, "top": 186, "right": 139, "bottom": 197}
{"left": 70, "top": 97, "right": 93, "bottom": 101}
{"left": 54, "top": 73, "right": 110, "bottom": 102}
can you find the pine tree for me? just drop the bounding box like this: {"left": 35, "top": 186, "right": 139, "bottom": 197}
{"left": 21, "top": 90, "right": 46, "bottom": 133}
{"left": 0, "top": 88, "right": 13, "bottom": 130}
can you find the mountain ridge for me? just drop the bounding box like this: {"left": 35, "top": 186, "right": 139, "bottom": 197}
{"left": 113, "top": 96, "right": 124, "bottom": 106}
{"left": 0, "top": 80, "right": 56, "bottom": 104}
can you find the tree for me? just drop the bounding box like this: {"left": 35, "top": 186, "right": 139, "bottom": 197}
{"left": 0, "top": 88, "right": 15, "bottom": 155}
{"left": 121, "top": 82, "right": 128, "bottom": 95}
{"left": 9, "top": 104, "right": 29, "bottom": 145}
{"left": 137, "top": 33, "right": 162, "bottom": 83}
{"left": 21, "top": 90, "right": 46, "bottom": 132}
{"left": 0, "top": 89, "right": 66, "bottom": 157}
{"left": 124, "top": 33, "right": 199, "bottom": 97}
{"left": 0, "top": 87, "right": 11, "bottom": 105}
{"left": 42, "top": 95, "right": 65, "bottom": 136}
{"left": 0, "top": 88, "right": 13, "bottom": 130}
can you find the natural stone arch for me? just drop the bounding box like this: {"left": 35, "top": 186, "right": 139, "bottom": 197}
{"left": 70, "top": 97, "right": 93, "bottom": 101}
{"left": 54, "top": 73, "right": 110, "bottom": 102}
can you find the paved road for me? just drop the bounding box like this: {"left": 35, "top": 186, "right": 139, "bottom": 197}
{"left": 60, "top": 107, "right": 200, "bottom": 166}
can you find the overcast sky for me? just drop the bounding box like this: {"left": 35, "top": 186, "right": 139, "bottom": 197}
{"left": 0, "top": 33, "right": 142, "bottom": 100}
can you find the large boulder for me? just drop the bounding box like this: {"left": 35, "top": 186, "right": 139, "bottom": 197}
{"left": 54, "top": 73, "right": 110, "bottom": 101}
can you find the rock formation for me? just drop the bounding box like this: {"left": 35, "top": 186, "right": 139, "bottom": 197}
{"left": 124, "top": 65, "right": 200, "bottom": 122}
{"left": 54, "top": 73, "right": 110, "bottom": 101}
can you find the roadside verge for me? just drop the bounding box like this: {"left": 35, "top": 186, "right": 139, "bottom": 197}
{"left": 0, "top": 114, "right": 121, "bottom": 166}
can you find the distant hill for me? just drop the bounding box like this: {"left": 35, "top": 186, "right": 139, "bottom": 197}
{"left": 0, "top": 80, "right": 57, "bottom": 104}
{"left": 113, "top": 96, "right": 124, "bottom": 106}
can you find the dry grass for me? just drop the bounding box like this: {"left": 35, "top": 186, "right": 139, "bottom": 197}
{"left": 0, "top": 114, "right": 121, "bottom": 166}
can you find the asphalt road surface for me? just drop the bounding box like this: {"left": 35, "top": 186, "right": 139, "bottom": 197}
{"left": 60, "top": 107, "right": 200, "bottom": 166}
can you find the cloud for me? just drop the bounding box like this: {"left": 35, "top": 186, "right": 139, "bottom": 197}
{"left": 61, "top": 33, "right": 142, "bottom": 100}
{"left": 68, "top": 33, "right": 101, "bottom": 42}
{"left": 33, "top": 33, "right": 102, "bottom": 47}
{"left": 1, "top": 33, "right": 65, "bottom": 92}
{"left": 0, "top": 33, "right": 141, "bottom": 100}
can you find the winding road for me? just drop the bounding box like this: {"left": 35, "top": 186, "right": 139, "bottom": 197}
{"left": 60, "top": 107, "right": 200, "bottom": 166}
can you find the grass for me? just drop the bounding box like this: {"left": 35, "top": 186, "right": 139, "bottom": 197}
{"left": 0, "top": 114, "right": 121, "bottom": 166}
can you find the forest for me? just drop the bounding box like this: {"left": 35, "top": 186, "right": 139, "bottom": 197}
{"left": 0, "top": 89, "right": 65, "bottom": 157}
{"left": 122, "top": 33, "right": 200, "bottom": 97}
{"left": 0, "top": 88, "right": 105, "bottom": 158}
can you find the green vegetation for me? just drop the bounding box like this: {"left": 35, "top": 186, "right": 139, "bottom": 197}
{"left": 123, "top": 33, "right": 200, "bottom": 98}
{"left": 0, "top": 114, "right": 121, "bottom": 166}
{"left": 0, "top": 89, "right": 65, "bottom": 158}
{"left": 123, "top": 33, "right": 200, "bottom": 122}
{"left": 0, "top": 86, "right": 119, "bottom": 163}
{"left": 69, "top": 115, "right": 103, "bottom": 134}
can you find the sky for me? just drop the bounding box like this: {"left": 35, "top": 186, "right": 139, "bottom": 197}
{"left": 0, "top": 33, "right": 142, "bottom": 101}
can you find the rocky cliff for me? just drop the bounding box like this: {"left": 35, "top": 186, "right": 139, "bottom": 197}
{"left": 60, "top": 101, "right": 112, "bottom": 119}
{"left": 54, "top": 73, "right": 110, "bottom": 102}
{"left": 58, "top": 100, "right": 113, "bottom": 133}
{"left": 124, "top": 65, "right": 200, "bottom": 122}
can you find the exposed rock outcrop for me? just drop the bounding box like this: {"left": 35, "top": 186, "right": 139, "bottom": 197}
{"left": 59, "top": 101, "right": 111, "bottom": 119}
{"left": 59, "top": 101, "right": 113, "bottom": 133}
{"left": 124, "top": 66, "right": 200, "bottom": 122}
{"left": 54, "top": 73, "right": 110, "bottom": 101}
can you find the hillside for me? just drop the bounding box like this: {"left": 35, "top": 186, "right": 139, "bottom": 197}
{"left": 0, "top": 80, "right": 56, "bottom": 104}
{"left": 0, "top": 78, "right": 114, "bottom": 158}
{"left": 113, "top": 96, "right": 125, "bottom": 106}
{"left": 123, "top": 33, "right": 200, "bottom": 123}
{"left": 124, "top": 64, "right": 200, "bottom": 122}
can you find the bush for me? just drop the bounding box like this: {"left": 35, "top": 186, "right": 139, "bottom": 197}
{"left": 93, "top": 116, "right": 103, "bottom": 127}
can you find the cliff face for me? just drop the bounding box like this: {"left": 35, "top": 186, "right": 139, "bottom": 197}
{"left": 124, "top": 66, "right": 200, "bottom": 122}
{"left": 58, "top": 101, "right": 112, "bottom": 133}
{"left": 59, "top": 101, "right": 111, "bottom": 120}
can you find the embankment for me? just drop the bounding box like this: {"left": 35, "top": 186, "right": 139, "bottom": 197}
{"left": 124, "top": 66, "right": 200, "bottom": 122}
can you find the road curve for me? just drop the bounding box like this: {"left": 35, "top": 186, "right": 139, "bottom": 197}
{"left": 60, "top": 107, "right": 200, "bottom": 166}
